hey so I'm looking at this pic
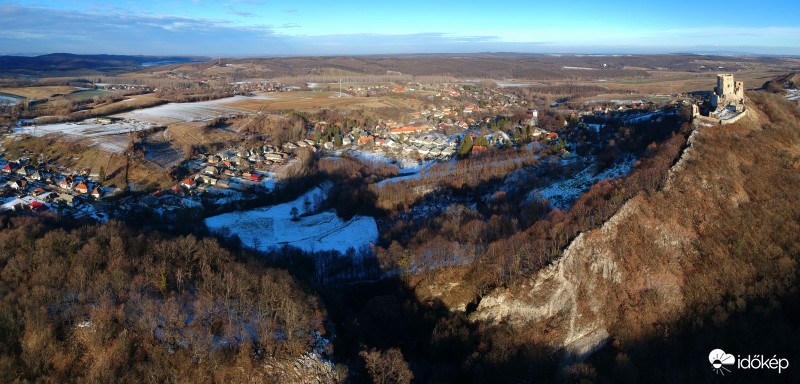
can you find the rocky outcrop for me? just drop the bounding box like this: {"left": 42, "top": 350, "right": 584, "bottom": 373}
{"left": 264, "top": 352, "right": 344, "bottom": 384}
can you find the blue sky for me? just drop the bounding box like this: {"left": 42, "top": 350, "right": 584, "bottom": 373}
{"left": 1, "top": 0, "right": 798, "bottom": 56}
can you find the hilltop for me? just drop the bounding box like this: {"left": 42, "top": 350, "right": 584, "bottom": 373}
{"left": 473, "top": 91, "right": 800, "bottom": 382}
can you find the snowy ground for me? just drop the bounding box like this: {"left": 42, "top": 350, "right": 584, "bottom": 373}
{"left": 496, "top": 81, "right": 532, "bottom": 88}
{"left": 349, "top": 149, "right": 431, "bottom": 171}
{"left": 712, "top": 108, "right": 745, "bottom": 122}
{"left": 531, "top": 156, "right": 637, "bottom": 209}
{"left": 118, "top": 95, "right": 269, "bottom": 124}
{"left": 0, "top": 95, "right": 22, "bottom": 106}
{"left": 205, "top": 181, "right": 378, "bottom": 255}
{"left": 13, "top": 121, "right": 153, "bottom": 153}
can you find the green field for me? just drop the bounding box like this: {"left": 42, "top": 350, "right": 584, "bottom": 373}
{"left": 64, "top": 89, "right": 117, "bottom": 100}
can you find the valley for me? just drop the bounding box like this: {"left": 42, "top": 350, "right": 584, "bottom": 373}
{"left": 0, "top": 54, "right": 799, "bottom": 383}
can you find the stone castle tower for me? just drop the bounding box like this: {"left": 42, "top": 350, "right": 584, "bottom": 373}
{"left": 716, "top": 74, "right": 734, "bottom": 97}
{"left": 711, "top": 74, "right": 745, "bottom": 111}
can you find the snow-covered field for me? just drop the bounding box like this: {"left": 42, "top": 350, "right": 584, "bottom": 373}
{"left": 496, "top": 81, "right": 531, "bottom": 88}
{"left": 205, "top": 182, "right": 378, "bottom": 255}
{"left": 0, "top": 95, "right": 22, "bottom": 106}
{"left": 12, "top": 95, "right": 277, "bottom": 153}
{"left": 118, "top": 95, "right": 270, "bottom": 124}
{"left": 532, "top": 156, "right": 637, "bottom": 209}
{"left": 14, "top": 121, "right": 154, "bottom": 153}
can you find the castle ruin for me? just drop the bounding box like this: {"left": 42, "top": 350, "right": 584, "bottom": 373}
{"left": 693, "top": 74, "right": 747, "bottom": 125}
{"left": 711, "top": 74, "right": 745, "bottom": 112}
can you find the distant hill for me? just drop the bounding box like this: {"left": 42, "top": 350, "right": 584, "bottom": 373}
{"left": 763, "top": 72, "right": 799, "bottom": 92}
{"left": 165, "top": 53, "right": 800, "bottom": 81}
{"left": 0, "top": 53, "right": 208, "bottom": 72}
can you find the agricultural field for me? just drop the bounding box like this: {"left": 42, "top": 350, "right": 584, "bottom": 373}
{"left": 591, "top": 71, "right": 779, "bottom": 94}
{"left": 0, "top": 86, "right": 77, "bottom": 100}
{"left": 63, "top": 89, "right": 116, "bottom": 100}
{"left": 117, "top": 95, "right": 257, "bottom": 124}
{"left": 14, "top": 120, "right": 148, "bottom": 153}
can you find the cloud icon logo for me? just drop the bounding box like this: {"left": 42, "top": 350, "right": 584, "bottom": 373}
{"left": 709, "top": 349, "right": 735, "bottom": 375}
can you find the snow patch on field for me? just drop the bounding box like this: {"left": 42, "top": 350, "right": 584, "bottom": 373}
{"left": 14, "top": 121, "right": 155, "bottom": 153}
{"left": 0, "top": 95, "right": 22, "bottom": 106}
{"left": 119, "top": 98, "right": 249, "bottom": 124}
{"left": 205, "top": 181, "right": 378, "bottom": 255}
{"left": 532, "top": 157, "right": 636, "bottom": 209}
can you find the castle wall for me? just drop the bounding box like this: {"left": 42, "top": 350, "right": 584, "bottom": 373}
{"left": 720, "top": 110, "right": 748, "bottom": 125}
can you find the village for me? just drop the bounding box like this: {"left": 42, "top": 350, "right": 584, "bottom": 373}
{"left": 0, "top": 74, "right": 713, "bottom": 225}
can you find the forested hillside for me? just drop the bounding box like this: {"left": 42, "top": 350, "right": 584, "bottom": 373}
{"left": 0, "top": 217, "right": 335, "bottom": 383}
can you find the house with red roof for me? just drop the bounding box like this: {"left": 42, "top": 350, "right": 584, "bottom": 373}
{"left": 249, "top": 173, "right": 262, "bottom": 181}
{"left": 28, "top": 201, "right": 48, "bottom": 212}
{"left": 181, "top": 178, "right": 196, "bottom": 189}
{"left": 2, "top": 162, "right": 17, "bottom": 173}
{"left": 358, "top": 136, "right": 374, "bottom": 145}
{"left": 389, "top": 126, "right": 422, "bottom": 135}
{"left": 74, "top": 182, "right": 89, "bottom": 194}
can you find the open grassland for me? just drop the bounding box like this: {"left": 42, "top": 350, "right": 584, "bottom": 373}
{"left": 164, "top": 121, "right": 241, "bottom": 150}
{"left": 227, "top": 92, "right": 417, "bottom": 112}
{"left": 0, "top": 86, "right": 77, "bottom": 99}
{"left": 92, "top": 94, "right": 165, "bottom": 115}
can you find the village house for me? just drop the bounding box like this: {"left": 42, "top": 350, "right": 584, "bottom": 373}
{"left": 15, "top": 166, "right": 31, "bottom": 177}
{"left": 359, "top": 136, "right": 374, "bottom": 145}
{"left": 2, "top": 162, "right": 17, "bottom": 174}
{"left": 204, "top": 166, "right": 218, "bottom": 176}
{"left": 59, "top": 176, "right": 75, "bottom": 190}
{"left": 28, "top": 200, "right": 48, "bottom": 212}
{"left": 7, "top": 179, "right": 26, "bottom": 190}
{"left": 74, "top": 182, "right": 89, "bottom": 194}
{"left": 181, "top": 178, "right": 197, "bottom": 189}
